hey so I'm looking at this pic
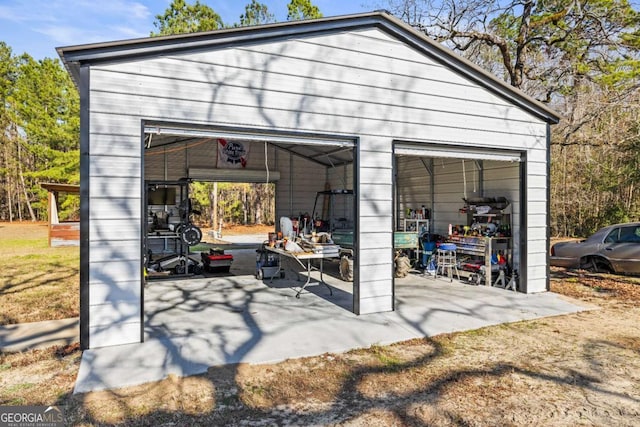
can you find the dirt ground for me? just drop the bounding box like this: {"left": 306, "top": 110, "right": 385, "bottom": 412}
{"left": 201, "top": 223, "right": 274, "bottom": 245}
{"left": 1, "top": 223, "right": 639, "bottom": 425}
{"left": 213, "top": 223, "right": 275, "bottom": 236}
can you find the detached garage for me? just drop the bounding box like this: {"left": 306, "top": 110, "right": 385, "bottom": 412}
{"left": 58, "top": 11, "right": 560, "bottom": 350}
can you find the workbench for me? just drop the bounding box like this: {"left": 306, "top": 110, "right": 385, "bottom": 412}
{"left": 264, "top": 246, "right": 338, "bottom": 298}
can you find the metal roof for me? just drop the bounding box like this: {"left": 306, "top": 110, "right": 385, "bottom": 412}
{"left": 57, "top": 11, "right": 560, "bottom": 124}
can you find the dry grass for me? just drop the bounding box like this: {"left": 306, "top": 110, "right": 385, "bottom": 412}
{"left": 0, "top": 222, "right": 79, "bottom": 325}
{"left": 2, "top": 222, "right": 640, "bottom": 425}
{"left": 550, "top": 266, "right": 640, "bottom": 306}
{"left": 0, "top": 222, "right": 273, "bottom": 325}
{"left": 20, "top": 298, "right": 632, "bottom": 426}
{"left": 0, "top": 343, "right": 81, "bottom": 406}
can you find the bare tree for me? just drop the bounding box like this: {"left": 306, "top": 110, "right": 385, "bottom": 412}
{"left": 381, "top": 0, "right": 640, "bottom": 102}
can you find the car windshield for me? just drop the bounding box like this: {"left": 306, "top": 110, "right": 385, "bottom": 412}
{"left": 604, "top": 225, "right": 640, "bottom": 244}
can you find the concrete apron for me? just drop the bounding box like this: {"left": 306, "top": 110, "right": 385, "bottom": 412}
{"left": 74, "top": 259, "right": 591, "bottom": 393}
{"left": 0, "top": 318, "right": 79, "bottom": 353}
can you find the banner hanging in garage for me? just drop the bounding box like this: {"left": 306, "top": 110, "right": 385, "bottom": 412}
{"left": 217, "top": 138, "right": 249, "bottom": 168}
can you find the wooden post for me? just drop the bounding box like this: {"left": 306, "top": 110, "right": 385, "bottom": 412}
{"left": 48, "top": 191, "right": 53, "bottom": 247}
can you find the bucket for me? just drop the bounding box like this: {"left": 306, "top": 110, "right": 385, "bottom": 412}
{"left": 262, "top": 266, "right": 280, "bottom": 278}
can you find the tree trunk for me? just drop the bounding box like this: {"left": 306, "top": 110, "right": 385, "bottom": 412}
{"left": 4, "top": 140, "right": 13, "bottom": 222}
{"left": 512, "top": 0, "right": 533, "bottom": 88}
{"left": 212, "top": 182, "right": 218, "bottom": 230}
{"left": 16, "top": 139, "right": 36, "bottom": 221}
{"left": 243, "top": 186, "right": 248, "bottom": 225}
{"left": 19, "top": 169, "right": 36, "bottom": 221}
{"left": 255, "top": 184, "right": 262, "bottom": 225}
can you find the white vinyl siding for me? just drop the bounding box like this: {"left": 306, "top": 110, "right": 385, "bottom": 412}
{"left": 87, "top": 109, "right": 142, "bottom": 346}
{"left": 357, "top": 137, "right": 394, "bottom": 313}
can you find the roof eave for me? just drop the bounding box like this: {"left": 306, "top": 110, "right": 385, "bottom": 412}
{"left": 57, "top": 13, "right": 384, "bottom": 83}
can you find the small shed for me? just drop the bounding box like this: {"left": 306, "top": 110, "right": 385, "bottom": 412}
{"left": 58, "top": 12, "right": 560, "bottom": 350}
{"left": 41, "top": 183, "right": 80, "bottom": 247}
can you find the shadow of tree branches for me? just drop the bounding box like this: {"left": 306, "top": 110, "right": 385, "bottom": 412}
{"left": 57, "top": 330, "right": 640, "bottom": 426}
{"left": 54, "top": 273, "right": 640, "bottom": 426}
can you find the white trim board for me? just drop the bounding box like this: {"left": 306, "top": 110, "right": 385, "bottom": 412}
{"left": 395, "top": 143, "right": 523, "bottom": 163}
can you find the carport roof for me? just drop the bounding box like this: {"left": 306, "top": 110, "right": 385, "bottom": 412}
{"left": 41, "top": 182, "right": 80, "bottom": 193}
{"left": 57, "top": 11, "right": 561, "bottom": 124}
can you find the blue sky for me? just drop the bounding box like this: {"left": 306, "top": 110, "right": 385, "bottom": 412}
{"left": 0, "top": 0, "right": 373, "bottom": 60}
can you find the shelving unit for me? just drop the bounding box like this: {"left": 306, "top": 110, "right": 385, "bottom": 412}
{"left": 145, "top": 180, "right": 195, "bottom": 279}
{"left": 447, "top": 197, "right": 512, "bottom": 286}
{"left": 394, "top": 219, "right": 430, "bottom": 266}
{"left": 464, "top": 197, "right": 511, "bottom": 236}
{"left": 446, "top": 235, "right": 510, "bottom": 285}
{"left": 403, "top": 219, "right": 429, "bottom": 233}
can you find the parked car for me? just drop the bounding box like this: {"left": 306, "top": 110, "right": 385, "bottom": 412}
{"left": 550, "top": 222, "right": 640, "bottom": 274}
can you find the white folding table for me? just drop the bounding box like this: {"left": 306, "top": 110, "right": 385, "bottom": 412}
{"left": 264, "top": 246, "right": 337, "bottom": 298}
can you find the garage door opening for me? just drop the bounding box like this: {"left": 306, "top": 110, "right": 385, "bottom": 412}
{"left": 142, "top": 125, "right": 358, "bottom": 327}
{"left": 393, "top": 142, "right": 524, "bottom": 293}
{"left": 144, "top": 179, "right": 276, "bottom": 276}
